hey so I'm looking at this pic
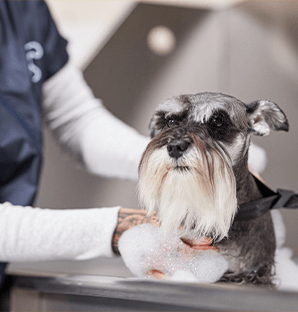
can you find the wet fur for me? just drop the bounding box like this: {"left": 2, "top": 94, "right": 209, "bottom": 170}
{"left": 218, "top": 156, "right": 276, "bottom": 285}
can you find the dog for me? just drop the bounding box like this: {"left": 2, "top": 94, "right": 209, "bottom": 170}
{"left": 138, "top": 92, "right": 288, "bottom": 285}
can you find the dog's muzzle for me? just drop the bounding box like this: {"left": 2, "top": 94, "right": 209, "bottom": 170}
{"left": 138, "top": 129, "right": 237, "bottom": 240}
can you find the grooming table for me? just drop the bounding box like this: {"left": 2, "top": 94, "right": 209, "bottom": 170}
{"left": 5, "top": 266, "right": 298, "bottom": 312}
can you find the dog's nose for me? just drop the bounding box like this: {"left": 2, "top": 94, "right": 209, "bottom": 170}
{"left": 167, "top": 139, "right": 189, "bottom": 159}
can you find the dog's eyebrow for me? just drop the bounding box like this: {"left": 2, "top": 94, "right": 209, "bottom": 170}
{"left": 193, "top": 102, "right": 227, "bottom": 123}
{"left": 155, "top": 110, "right": 188, "bottom": 123}
{"left": 166, "top": 110, "right": 188, "bottom": 120}
{"left": 156, "top": 98, "right": 184, "bottom": 115}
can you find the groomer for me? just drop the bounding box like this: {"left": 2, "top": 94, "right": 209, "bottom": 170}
{"left": 0, "top": 0, "right": 155, "bottom": 292}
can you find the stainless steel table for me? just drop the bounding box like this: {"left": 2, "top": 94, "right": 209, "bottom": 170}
{"left": 6, "top": 272, "right": 298, "bottom": 311}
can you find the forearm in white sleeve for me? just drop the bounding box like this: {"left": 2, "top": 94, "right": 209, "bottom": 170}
{"left": 41, "top": 61, "right": 150, "bottom": 181}
{"left": 0, "top": 202, "right": 120, "bottom": 262}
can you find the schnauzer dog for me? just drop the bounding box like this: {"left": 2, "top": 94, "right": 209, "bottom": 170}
{"left": 138, "top": 92, "right": 288, "bottom": 285}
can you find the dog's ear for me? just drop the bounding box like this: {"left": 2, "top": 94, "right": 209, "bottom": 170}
{"left": 246, "top": 100, "right": 289, "bottom": 136}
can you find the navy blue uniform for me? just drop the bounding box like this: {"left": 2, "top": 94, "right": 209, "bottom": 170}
{"left": 0, "top": 0, "right": 68, "bottom": 289}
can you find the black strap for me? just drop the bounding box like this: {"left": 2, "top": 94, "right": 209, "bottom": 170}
{"left": 235, "top": 176, "right": 298, "bottom": 221}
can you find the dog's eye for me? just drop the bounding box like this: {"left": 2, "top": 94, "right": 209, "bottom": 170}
{"left": 167, "top": 119, "right": 177, "bottom": 127}
{"left": 210, "top": 115, "right": 224, "bottom": 127}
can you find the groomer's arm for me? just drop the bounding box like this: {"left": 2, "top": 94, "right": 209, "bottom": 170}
{"left": 112, "top": 208, "right": 158, "bottom": 254}
{"left": 0, "top": 204, "right": 159, "bottom": 261}
{"left": 42, "top": 60, "right": 149, "bottom": 181}
{"left": 0, "top": 203, "right": 120, "bottom": 262}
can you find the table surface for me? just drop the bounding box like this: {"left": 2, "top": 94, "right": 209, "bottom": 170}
{"left": 8, "top": 270, "right": 298, "bottom": 312}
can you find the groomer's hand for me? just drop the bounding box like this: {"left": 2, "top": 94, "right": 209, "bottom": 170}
{"left": 112, "top": 208, "right": 158, "bottom": 254}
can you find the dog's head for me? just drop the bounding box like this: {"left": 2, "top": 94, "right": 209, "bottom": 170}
{"left": 138, "top": 92, "right": 288, "bottom": 240}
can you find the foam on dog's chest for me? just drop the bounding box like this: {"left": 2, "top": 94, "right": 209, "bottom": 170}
{"left": 119, "top": 223, "right": 229, "bottom": 283}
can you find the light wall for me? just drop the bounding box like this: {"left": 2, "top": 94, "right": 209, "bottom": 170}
{"left": 45, "top": 0, "right": 242, "bottom": 69}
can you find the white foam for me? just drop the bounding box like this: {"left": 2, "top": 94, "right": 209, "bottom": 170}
{"left": 119, "top": 224, "right": 228, "bottom": 283}
{"left": 119, "top": 213, "right": 298, "bottom": 289}
{"left": 170, "top": 270, "right": 198, "bottom": 282}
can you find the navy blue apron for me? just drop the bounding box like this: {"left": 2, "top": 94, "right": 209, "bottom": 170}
{"left": 0, "top": 0, "right": 68, "bottom": 290}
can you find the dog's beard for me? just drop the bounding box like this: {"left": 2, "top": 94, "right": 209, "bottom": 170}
{"left": 138, "top": 134, "right": 237, "bottom": 240}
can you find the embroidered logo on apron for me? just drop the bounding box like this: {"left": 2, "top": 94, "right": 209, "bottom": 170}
{"left": 24, "top": 41, "right": 44, "bottom": 83}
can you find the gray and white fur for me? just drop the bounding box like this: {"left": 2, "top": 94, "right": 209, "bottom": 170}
{"left": 138, "top": 92, "right": 288, "bottom": 285}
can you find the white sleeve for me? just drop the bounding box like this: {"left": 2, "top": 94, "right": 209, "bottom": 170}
{"left": 248, "top": 142, "right": 267, "bottom": 173}
{"left": 0, "top": 202, "right": 120, "bottom": 262}
{"left": 41, "top": 61, "right": 150, "bottom": 181}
